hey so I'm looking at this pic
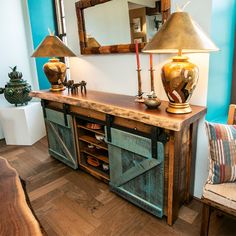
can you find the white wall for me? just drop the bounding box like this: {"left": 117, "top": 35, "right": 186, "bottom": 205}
{"left": 65, "top": 0, "right": 213, "bottom": 198}
{"left": 0, "top": 0, "right": 38, "bottom": 139}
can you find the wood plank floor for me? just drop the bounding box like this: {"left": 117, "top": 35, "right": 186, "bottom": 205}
{"left": 0, "top": 137, "right": 235, "bottom": 236}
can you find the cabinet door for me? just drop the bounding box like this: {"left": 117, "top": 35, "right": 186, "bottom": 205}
{"left": 107, "top": 128, "right": 164, "bottom": 218}
{"left": 45, "top": 108, "right": 78, "bottom": 169}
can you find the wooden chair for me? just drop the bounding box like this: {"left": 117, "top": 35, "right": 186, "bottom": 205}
{"left": 200, "top": 104, "right": 236, "bottom": 236}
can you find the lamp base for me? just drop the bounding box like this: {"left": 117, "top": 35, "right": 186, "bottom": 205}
{"left": 161, "top": 55, "right": 199, "bottom": 115}
{"left": 50, "top": 84, "right": 65, "bottom": 92}
{"left": 166, "top": 102, "right": 192, "bottom": 114}
{"left": 44, "top": 58, "right": 67, "bottom": 92}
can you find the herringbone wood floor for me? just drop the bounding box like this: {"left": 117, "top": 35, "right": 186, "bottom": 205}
{"left": 0, "top": 137, "right": 235, "bottom": 236}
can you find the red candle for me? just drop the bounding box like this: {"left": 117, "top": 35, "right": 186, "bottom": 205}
{"left": 150, "top": 53, "right": 154, "bottom": 92}
{"left": 150, "top": 54, "right": 153, "bottom": 69}
{"left": 135, "top": 42, "right": 140, "bottom": 70}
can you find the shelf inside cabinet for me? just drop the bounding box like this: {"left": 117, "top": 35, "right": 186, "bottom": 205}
{"left": 76, "top": 117, "right": 109, "bottom": 182}
{"left": 82, "top": 147, "right": 109, "bottom": 164}
{"left": 77, "top": 125, "right": 105, "bottom": 135}
{"left": 79, "top": 135, "right": 108, "bottom": 151}
{"left": 79, "top": 158, "right": 109, "bottom": 181}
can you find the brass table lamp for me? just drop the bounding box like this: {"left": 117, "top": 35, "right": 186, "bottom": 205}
{"left": 32, "top": 34, "right": 76, "bottom": 92}
{"left": 143, "top": 11, "right": 219, "bottom": 114}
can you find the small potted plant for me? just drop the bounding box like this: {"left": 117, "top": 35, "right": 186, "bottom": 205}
{"left": 0, "top": 66, "right": 32, "bottom": 106}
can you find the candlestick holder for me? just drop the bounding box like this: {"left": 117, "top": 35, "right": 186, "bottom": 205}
{"left": 135, "top": 69, "right": 144, "bottom": 102}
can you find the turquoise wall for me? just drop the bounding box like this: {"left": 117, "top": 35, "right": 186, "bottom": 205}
{"left": 28, "top": 0, "right": 57, "bottom": 89}
{"left": 206, "top": 0, "right": 236, "bottom": 123}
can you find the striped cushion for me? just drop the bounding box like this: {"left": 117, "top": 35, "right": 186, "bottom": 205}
{"left": 205, "top": 122, "right": 236, "bottom": 184}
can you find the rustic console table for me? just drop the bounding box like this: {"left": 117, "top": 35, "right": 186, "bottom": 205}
{"left": 30, "top": 90, "right": 206, "bottom": 225}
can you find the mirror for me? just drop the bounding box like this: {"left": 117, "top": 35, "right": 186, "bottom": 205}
{"left": 75, "top": 0, "right": 170, "bottom": 54}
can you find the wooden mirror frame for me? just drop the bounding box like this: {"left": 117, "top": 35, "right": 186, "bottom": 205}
{"left": 75, "top": 0, "right": 170, "bottom": 55}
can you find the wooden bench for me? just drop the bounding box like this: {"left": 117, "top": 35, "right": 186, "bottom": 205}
{"left": 0, "top": 157, "right": 44, "bottom": 236}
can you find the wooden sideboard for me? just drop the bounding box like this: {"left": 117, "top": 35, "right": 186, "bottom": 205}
{"left": 30, "top": 90, "right": 206, "bottom": 225}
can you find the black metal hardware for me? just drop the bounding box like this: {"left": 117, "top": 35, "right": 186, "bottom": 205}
{"left": 41, "top": 99, "right": 48, "bottom": 118}
{"left": 63, "top": 103, "right": 70, "bottom": 126}
{"left": 150, "top": 126, "right": 169, "bottom": 159}
{"left": 106, "top": 114, "right": 114, "bottom": 142}
{"left": 151, "top": 127, "right": 158, "bottom": 159}
{"left": 157, "top": 130, "right": 169, "bottom": 144}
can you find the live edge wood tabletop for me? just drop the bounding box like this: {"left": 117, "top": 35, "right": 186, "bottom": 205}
{"left": 30, "top": 90, "right": 206, "bottom": 226}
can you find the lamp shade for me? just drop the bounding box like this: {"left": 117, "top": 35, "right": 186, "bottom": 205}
{"left": 143, "top": 12, "right": 219, "bottom": 53}
{"left": 32, "top": 35, "right": 76, "bottom": 57}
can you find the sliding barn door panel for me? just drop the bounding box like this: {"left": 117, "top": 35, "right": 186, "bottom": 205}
{"left": 45, "top": 108, "right": 78, "bottom": 169}
{"left": 107, "top": 128, "right": 164, "bottom": 218}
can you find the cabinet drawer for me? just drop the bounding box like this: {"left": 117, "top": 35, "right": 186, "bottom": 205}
{"left": 70, "top": 106, "right": 106, "bottom": 121}
{"left": 46, "top": 101, "right": 64, "bottom": 111}
{"left": 113, "top": 117, "right": 152, "bottom": 134}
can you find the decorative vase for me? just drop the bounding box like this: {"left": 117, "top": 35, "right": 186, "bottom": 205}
{"left": 161, "top": 56, "right": 199, "bottom": 114}
{"left": 1, "top": 66, "right": 32, "bottom": 106}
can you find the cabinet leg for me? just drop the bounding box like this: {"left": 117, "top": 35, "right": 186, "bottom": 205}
{"left": 200, "top": 203, "right": 211, "bottom": 236}
{"left": 167, "top": 214, "right": 174, "bottom": 226}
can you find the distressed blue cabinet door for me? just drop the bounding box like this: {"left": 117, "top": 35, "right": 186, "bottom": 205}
{"left": 107, "top": 128, "right": 164, "bottom": 218}
{"left": 45, "top": 108, "right": 78, "bottom": 169}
